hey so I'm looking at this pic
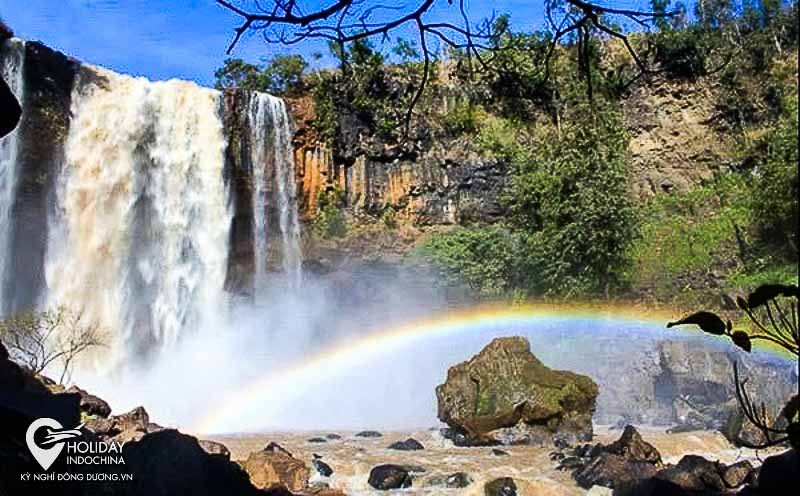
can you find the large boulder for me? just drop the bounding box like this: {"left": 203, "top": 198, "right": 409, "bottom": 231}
{"left": 368, "top": 464, "right": 412, "bottom": 490}
{"left": 653, "top": 455, "right": 727, "bottom": 493}
{"left": 600, "top": 425, "right": 662, "bottom": 464}
{"left": 574, "top": 452, "right": 659, "bottom": 491}
{"left": 243, "top": 449, "right": 310, "bottom": 492}
{"left": 436, "top": 337, "right": 598, "bottom": 445}
{"left": 570, "top": 426, "right": 663, "bottom": 491}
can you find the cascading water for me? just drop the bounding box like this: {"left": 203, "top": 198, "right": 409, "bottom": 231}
{"left": 44, "top": 66, "right": 232, "bottom": 363}
{"left": 247, "top": 93, "right": 302, "bottom": 293}
{"left": 0, "top": 39, "right": 25, "bottom": 315}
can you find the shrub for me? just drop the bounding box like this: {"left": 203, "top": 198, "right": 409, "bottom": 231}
{"left": 417, "top": 226, "right": 522, "bottom": 298}
{"left": 312, "top": 188, "right": 347, "bottom": 239}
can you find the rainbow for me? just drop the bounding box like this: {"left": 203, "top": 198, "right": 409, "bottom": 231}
{"left": 191, "top": 301, "right": 681, "bottom": 434}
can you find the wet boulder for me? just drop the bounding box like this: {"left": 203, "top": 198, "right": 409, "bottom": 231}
{"left": 427, "top": 472, "right": 472, "bottom": 488}
{"left": 355, "top": 430, "right": 383, "bottom": 438}
{"left": 368, "top": 464, "right": 412, "bottom": 490}
{"left": 312, "top": 458, "right": 333, "bottom": 477}
{"left": 436, "top": 337, "right": 598, "bottom": 446}
{"left": 387, "top": 438, "right": 424, "bottom": 450}
{"left": 571, "top": 426, "right": 662, "bottom": 491}
{"left": 574, "top": 452, "right": 659, "bottom": 490}
{"left": 653, "top": 455, "right": 726, "bottom": 492}
{"left": 601, "top": 425, "right": 662, "bottom": 464}
{"left": 484, "top": 477, "right": 517, "bottom": 496}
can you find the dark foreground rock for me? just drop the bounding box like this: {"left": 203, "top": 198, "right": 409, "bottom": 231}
{"left": 119, "top": 430, "right": 262, "bottom": 496}
{"left": 436, "top": 337, "right": 598, "bottom": 446}
{"left": 566, "top": 426, "right": 760, "bottom": 495}
{"left": 756, "top": 449, "right": 798, "bottom": 494}
{"left": 66, "top": 385, "right": 112, "bottom": 418}
{"left": 387, "top": 438, "right": 424, "bottom": 450}
{"left": 368, "top": 464, "right": 412, "bottom": 490}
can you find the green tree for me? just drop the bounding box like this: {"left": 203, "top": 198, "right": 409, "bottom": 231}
{"left": 262, "top": 54, "right": 308, "bottom": 95}
{"left": 214, "top": 58, "right": 267, "bottom": 92}
{"left": 751, "top": 99, "right": 799, "bottom": 256}
{"left": 505, "top": 109, "right": 636, "bottom": 296}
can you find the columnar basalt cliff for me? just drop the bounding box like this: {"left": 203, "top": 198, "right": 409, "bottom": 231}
{"left": 288, "top": 76, "right": 734, "bottom": 234}
{"left": 289, "top": 95, "right": 509, "bottom": 227}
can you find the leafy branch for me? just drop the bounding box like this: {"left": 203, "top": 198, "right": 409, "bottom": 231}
{"left": 668, "top": 283, "right": 799, "bottom": 450}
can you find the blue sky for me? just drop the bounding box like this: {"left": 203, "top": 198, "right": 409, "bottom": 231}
{"left": 0, "top": 0, "right": 653, "bottom": 87}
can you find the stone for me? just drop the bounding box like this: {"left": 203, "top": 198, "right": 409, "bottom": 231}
{"left": 199, "top": 439, "right": 231, "bottom": 460}
{"left": 243, "top": 450, "right": 310, "bottom": 492}
{"left": 654, "top": 455, "right": 726, "bottom": 493}
{"left": 491, "top": 448, "right": 510, "bottom": 456}
{"left": 387, "top": 438, "right": 424, "bottom": 450}
{"left": 444, "top": 472, "right": 472, "bottom": 488}
{"left": 557, "top": 456, "right": 585, "bottom": 471}
{"left": 367, "top": 464, "right": 412, "bottom": 490}
{"left": 307, "top": 437, "right": 327, "bottom": 443}
{"left": 112, "top": 406, "right": 150, "bottom": 433}
{"left": 65, "top": 385, "right": 111, "bottom": 418}
{"left": 325, "top": 433, "right": 341, "bottom": 440}
{"left": 721, "top": 460, "right": 753, "bottom": 488}
{"left": 436, "top": 337, "right": 598, "bottom": 446}
{"left": 602, "top": 425, "right": 661, "bottom": 464}
{"left": 264, "top": 441, "right": 293, "bottom": 457}
{"left": 355, "top": 430, "right": 383, "bottom": 438}
{"left": 574, "top": 452, "right": 659, "bottom": 490}
{"left": 312, "top": 459, "right": 333, "bottom": 477}
{"left": 484, "top": 477, "right": 517, "bottom": 496}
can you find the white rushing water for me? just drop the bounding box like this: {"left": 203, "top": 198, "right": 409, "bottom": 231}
{"left": 0, "top": 38, "right": 25, "bottom": 315}
{"left": 247, "top": 92, "right": 302, "bottom": 293}
{"left": 45, "top": 66, "right": 232, "bottom": 363}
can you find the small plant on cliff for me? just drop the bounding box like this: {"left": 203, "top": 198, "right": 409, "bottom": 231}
{"left": 0, "top": 306, "right": 102, "bottom": 383}
{"left": 312, "top": 187, "right": 347, "bottom": 239}
{"left": 667, "top": 283, "right": 799, "bottom": 449}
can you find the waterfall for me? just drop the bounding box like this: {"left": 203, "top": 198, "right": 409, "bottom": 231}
{"left": 44, "top": 66, "right": 232, "bottom": 362}
{"left": 247, "top": 93, "right": 302, "bottom": 293}
{"left": 0, "top": 39, "right": 25, "bottom": 315}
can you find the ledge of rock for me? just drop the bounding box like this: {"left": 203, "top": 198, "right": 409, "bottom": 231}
{"left": 436, "top": 336, "right": 598, "bottom": 446}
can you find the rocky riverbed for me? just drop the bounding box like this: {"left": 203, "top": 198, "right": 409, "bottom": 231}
{"left": 211, "top": 426, "right": 781, "bottom": 495}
